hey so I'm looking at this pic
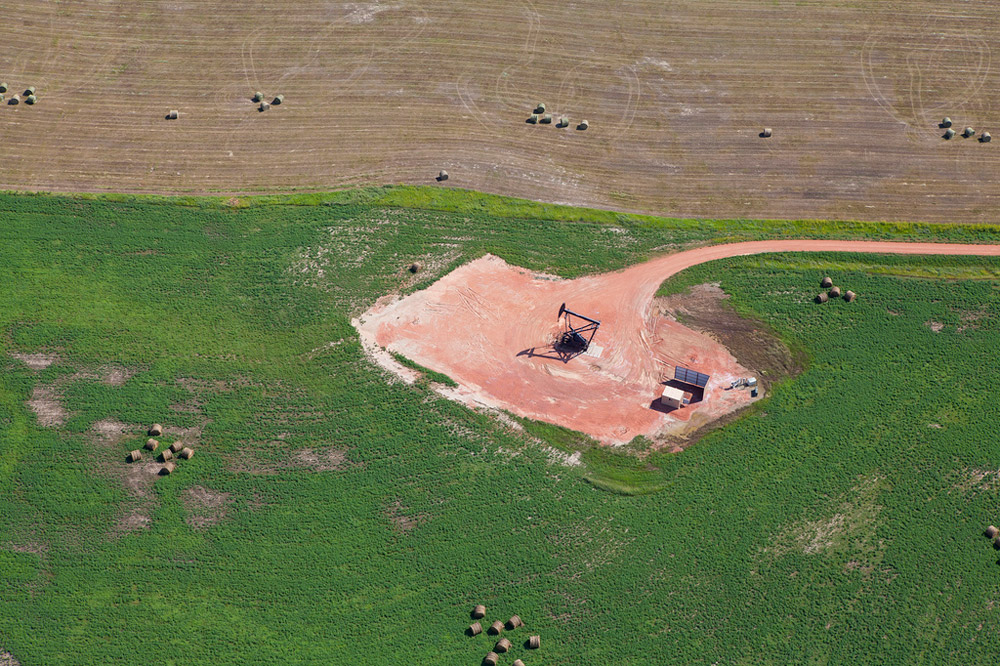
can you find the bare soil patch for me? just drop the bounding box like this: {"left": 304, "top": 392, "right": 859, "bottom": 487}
{"left": 765, "top": 476, "right": 884, "bottom": 559}
{"left": 292, "top": 448, "right": 349, "bottom": 471}
{"left": 656, "top": 283, "right": 803, "bottom": 390}
{"left": 357, "top": 240, "right": 1000, "bottom": 445}
{"left": 230, "top": 445, "right": 353, "bottom": 474}
{"left": 182, "top": 485, "right": 232, "bottom": 529}
{"left": 9, "top": 352, "right": 58, "bottom": 370}
{"left": 88, "top": 418, "right": 136, "bottom": 446}
{"left": 27, "top": 386, "right": 69, "bottom": 427}
{"left": 101, "top": 365, "right": 135, "bottom": 386}
{"left": 0, "top": 651, "right": 22, "bottom": 666}
{"left": 384, "top": 500, "right": 429, "bottom": 533}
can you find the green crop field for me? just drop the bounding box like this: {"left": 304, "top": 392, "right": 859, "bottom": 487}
{"left": 2, "top": 190, "right": 1000, "bottom": 664}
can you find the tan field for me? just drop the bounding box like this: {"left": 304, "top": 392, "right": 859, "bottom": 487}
{"left": 2, "top": 0, "right": 1000, "bottom": 222}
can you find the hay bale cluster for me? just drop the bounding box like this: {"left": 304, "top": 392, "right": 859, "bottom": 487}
{"left": 526, "top": 101, "right": 585, "bottom": 130}
{"left": 466, "top": 605, "right": 536, "bottom": 661}
{"left": 815, "top": 277, "right": 857, "bottom": 304}
{"left": 940, "top": 117, "right": 991, "bottom": 143}
{"left": 252, "top": 91, "right": 285, "bottom": 113}
{"left": 2, "top": 83, "right": 38, "bottom": 106}
{"left": 142, "top": 423, "right": 196, "bottom": 473}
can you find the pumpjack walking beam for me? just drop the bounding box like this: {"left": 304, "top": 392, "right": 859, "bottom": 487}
{"left": 557, "top": 303, "right": 601, "bottom": 352}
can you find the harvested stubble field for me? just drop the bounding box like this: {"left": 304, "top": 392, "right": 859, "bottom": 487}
{"left": 3, "top": 190, "right": 1000, "bottom": 664}
{"left": 4, "top": 1, "right": 1000, "bottom": 222}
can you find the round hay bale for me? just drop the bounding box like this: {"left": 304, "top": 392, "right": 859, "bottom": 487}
{"left": 982, "top": 132, "right": 992, "bottom": 143}
{"left": 844, "top": 290, "right": 856, "bottom": 302}
{"left": 514, "top": 661, "right": 526, "bottom": 666}
{"left": 495, "top": 638, "right": 512, "bottom": 653}
{"left": 159, "top": 462, "right": 176, "bottom": 475}
{"left": 169, "top": 441, "right": 183, "bottom": 453}
{"left": 24, "top": 87, "right": 34, "bottom": 96}
{"left": 820, "top": 276, "right": 833, "bottom": 288}
{"left": 149, "top": 424, "right": 163, "bottom": 436}
{"left": 472, "top": 604, "right": 486, "bottom": 619}
{"left": 253, "top": 92, "right": 263, "bottom": 102}
{"left": 127, "top": 449, "right": 143, "bottom": 463}
{"left": 534, "top": 102, "right": 545, "bottom": 113}
{"left": 816, "top": 292, "right": 829, "bottom": 304}
{"left": 558, "top": 116, "right": 569, "bottom": 127}
{"left": 761, "top": 127, "right": 772, "bottom": 138}
{"left": 272, "top": 94, "right": 284, "bottom": 105}
{"left": 0, "top": 82, "right": 7, "bottom": 93}
{"left": 507, "top": 614, "right": 523, "bottom": 629}
{"left": 986, "top": 525, "right": 998, "bottom": 539}
{"left": 541, "top": 113, "right": 553, "bottom": 124}
{"left": 160, "top": 449, "right": 173, "bottom": 462}
{"left": 25, "top": 95, "right": 36, "bottom": 105}
{"left": 145, "top": 438, "right": 159, "bottom": 451}
{"left": 944, "top": 128, "right": 955, "bottom": 139}
{"left": 437, "top": 169, "right": 448, "bottom": 181}
{"left": 167, "top": 110, "right": 178, "bottom": 119}
{"left": 259, "top": 101, "right": 270, "bottom": 112}
{"left": 528, "top": 635, "right": 540, "bottom": 649}
{"left": 941, "top": 117, "right": 952, "bottom": 128}
{"left": 179, "top": 447, "right": 194, "bottom": 460}
{"left": 964, "top": 126, "right": 975, "bottom": 137}
{"left": 829, "top": 286, "right": 841, "bottom": 298}
{"left": 484, "top": 652, "right": 499, "bottom": 666}
{"left": 577, "top": 119, "right": 589, "bottom": 130}
{"left": 489, "top": 620, "right": 503, "bottom": 635}
{"left": 527, "top": 113, "right": 538, "bottom": 124}
{"left": 409, "top": 261, "right": 423, "bottom": 273}
{"left": 468, "top": 622, "right": 483, "bottom": 636}
{"left": 8, "top": 95, "right": 19, "bottom": 105}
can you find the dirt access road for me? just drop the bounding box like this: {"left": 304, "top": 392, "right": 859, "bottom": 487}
{"left": 356, "top": 240, "right": 1000, "bottom": 445}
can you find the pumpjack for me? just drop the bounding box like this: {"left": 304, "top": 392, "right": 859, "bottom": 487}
{"left": 557, "top": 303, "right": 601, "bottom": 353}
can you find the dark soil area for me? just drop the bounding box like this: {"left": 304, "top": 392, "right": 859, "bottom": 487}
{"left": 656, "top": 283, "right": 805, "bottom": 391}
{"left": 652, "top": 283, "right": 806, "bottom": 451}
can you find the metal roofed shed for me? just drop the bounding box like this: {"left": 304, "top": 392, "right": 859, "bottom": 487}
{"left": 660, "top": 385, "right": 692, "bottom": 409}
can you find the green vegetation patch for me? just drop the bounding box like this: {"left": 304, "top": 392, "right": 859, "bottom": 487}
{"left": 1, "top": 191, "right": 1000, "bottom": 664}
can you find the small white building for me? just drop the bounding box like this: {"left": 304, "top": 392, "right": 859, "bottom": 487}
{"left": 660, "top": 385, "right": 692, "bottom": 409}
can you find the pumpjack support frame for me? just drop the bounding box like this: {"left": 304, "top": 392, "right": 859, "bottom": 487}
{"left": 557, "top": 303, "right": 601, "bottom": 352}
